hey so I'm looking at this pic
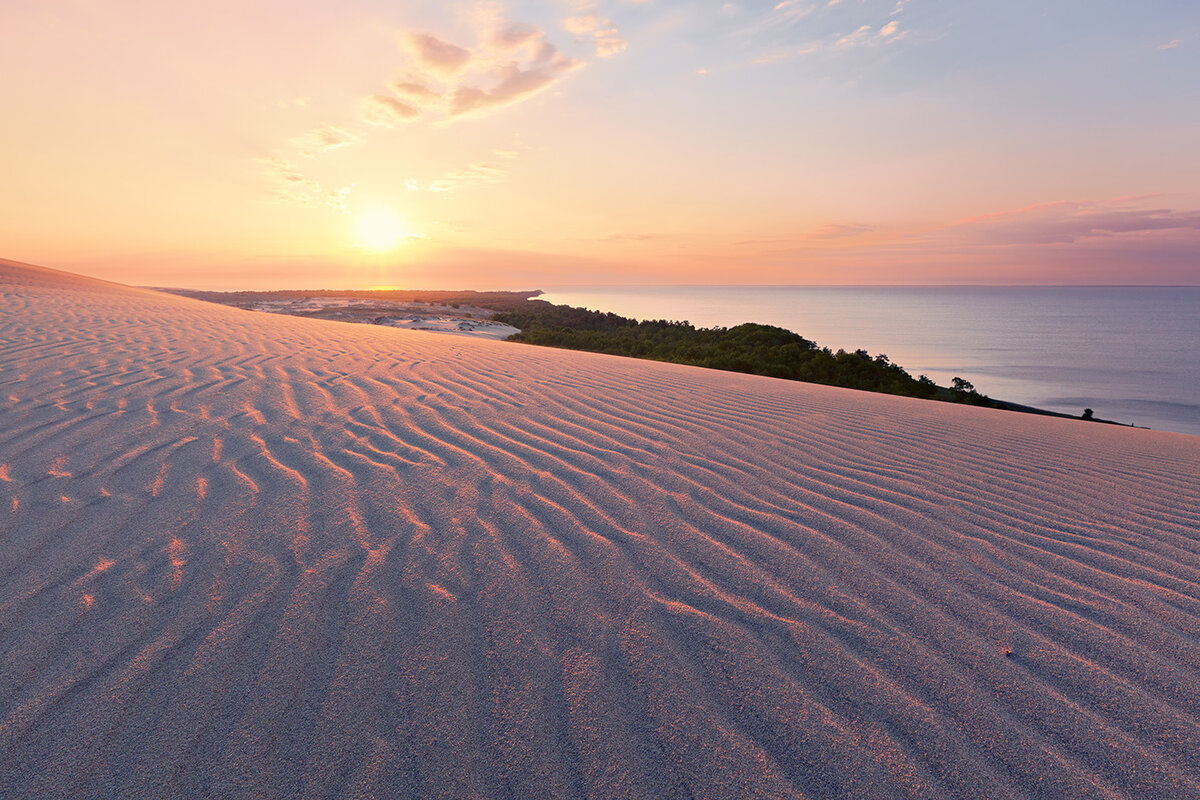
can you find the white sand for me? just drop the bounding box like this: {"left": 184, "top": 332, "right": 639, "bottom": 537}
{"left": 245, "top": 297, "right": 522, "bottom": 340}
{"left": 2, "top": 257, "right": 1199, "bottom": 799}
{"left": 373, "top": 315, "right": 521, "bottom": 339}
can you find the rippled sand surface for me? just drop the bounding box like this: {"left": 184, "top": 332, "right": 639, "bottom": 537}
{"left": 3, "top": 259, "right": 1199, "bottom": 799}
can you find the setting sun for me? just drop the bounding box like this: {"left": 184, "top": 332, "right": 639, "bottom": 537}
{"left": 352, "top": 206, "right": 410, "bottom": 252}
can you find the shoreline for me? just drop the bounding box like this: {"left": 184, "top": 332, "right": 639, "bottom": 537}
{"left": 164, "top": 286, "right": 1141, "bottom": 430}
{"left": 539, "top": 285, "right": 1200, "bottom": 435}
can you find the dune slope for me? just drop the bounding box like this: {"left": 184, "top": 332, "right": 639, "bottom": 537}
{"left": 2, "top": 260, "right": 1200, "bottom": 799}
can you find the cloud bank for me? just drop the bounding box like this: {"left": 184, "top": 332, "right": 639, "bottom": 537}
{"left": 265, "top": 4, "right": 618, "bottom": 206}
{"left": 750, "top": 197, "right": 1200, "bottom": 283}
{"left": 383, "top": 24, "right": 584, "bottom": 121}
{"left": 943, "top": 200, "right": 1200, "bottom": 246}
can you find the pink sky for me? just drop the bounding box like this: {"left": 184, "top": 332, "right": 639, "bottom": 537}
{"left": 2, "top": 0, "right": 1198, "bottom": 288}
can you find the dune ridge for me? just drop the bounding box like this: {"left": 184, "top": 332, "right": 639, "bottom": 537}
{"left": 2, "top": 259, "right": 1199, "bottom": 799}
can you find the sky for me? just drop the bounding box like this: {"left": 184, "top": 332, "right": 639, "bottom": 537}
{"left": 2, "top": 0, "right": 1199, "bottom": 289}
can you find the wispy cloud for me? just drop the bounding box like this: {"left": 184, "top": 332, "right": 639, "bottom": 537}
{"left": 448, "top": 47, "right": 583, "bottom": 117}
{"left": 260, "top": 157, "right": 352, "bottom": 210}
{"left": 836, "top": 20, "right": 903, "bottom": 48}
{"left": 1158, "top": 34, "right": 1197, "bottom": 51}
{"left": 812, "top": 223, "right": 874, "bottom": 239}
{"left": 492, "top": 20, "right": 542, "bottom": 51}
{"left": 731, "top": 0, "right": 817, "bottom": 39}
{"left": 384, "top": 10, "right": 588, "bottom": 121}
{"left": 776, "top": 197, "right": 1200, "bottom": 267}
{"left": 729, "top": 197, "right": 1200, "bottom": 283}
{"left": 390, "top": 80, "right": 442, "bottom": 102}
{"left": 430, "top": 161, "right": 509, "bottom": 193}
{"left": 705, "top": 0, "right": 909, "bottom": 72}
{"left": 771, "top": 1, "right": 817, "bottom": 22}
{"left": 599, "top": 232, "right": 662, "bottom": 242}
{"left": 561, "top": 0, "right": 628, "bottom": 57}
{"left": 941, "top": 199, "right": 1200, "bottom": 246}
{"left": 401, "top": 32, "right": 473, "bottom": 75}
{"left": 295, "top": 3, "right": 624, "bottom": 136}
{"left": 564, "top": 14, "right": 603, "bottom": 34}
{"left": 290, "top": 126, "right": 360, "bottom": 158}
{"left": 359, "top": 94, "right": 421, "bottom": 127}
{"left": 428, "top": 149, "right": 520, "bottom": 193}
{"left": 264, "top": 4, "right": 607, "bottom": 204}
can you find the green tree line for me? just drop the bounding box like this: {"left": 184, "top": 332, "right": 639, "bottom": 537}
{"left": 492, "top": 304, "right": 995, "bottom": 405}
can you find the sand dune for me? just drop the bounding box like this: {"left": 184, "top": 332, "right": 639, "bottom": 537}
{"left": 2, "top": 258, "right": 1199, "bottom": 799}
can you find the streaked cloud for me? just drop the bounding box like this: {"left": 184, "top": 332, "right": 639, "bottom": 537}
{"left": 359, "top": 94, "right": 421, "bottom": 127}
{"left": 430, "top": 159, "right": 511, "bottom": 193}
{"left": 726, "top": 0, "right": 814, "bottom": 43}
{"left": 401, "top": 32, "right": 473, "bottom": 75}
{"left": 390, "top": 80, "right": 442, "bottom": 102}
{"left": 564, "top": 14, "right": 603, "bottom": 34}
{"left": 1158, "top": 34, "right": 1196, "bottom": 51}
{"left": 449, "top": 48, "right": 582, "bottom": 117}
{"left": 592, "top": 27, "right": 628, "bottom": 58}
{"left": 388, "top": 10, "right": 588, "bottom": 120}
{"left": 423, "top": 149, "right": 519, "bottom": 194}
{"left": 719, "top": 0, "right": 911, "bottom": 70}
{"left": 769, "top": 198, "right": 1200, "bottom": 278}
{"left": 813, "top": 223, "right": 874, "bottom": 239}
{"left": 837, "top": 20, "right": 902, "bottom": 48}
{"left": 265, "top": 5, "right": 599, "bottom": 205}
{"left": 599, "top": 232, "right": 662, "bottom": 242}
{"left": 290, "top": 126, "right": 361, "bottom": 158}
{"left": 942, "top": 199, "right": 1200, "bottom": 246}
{"left": 772, "top": 0, "right": 812, "bottom": 17}
{"left": 260, "top": 157, "right": 352, "bottom": 210}
{"left": 492, "top": 21, "right": 542, "bottom": 51}
{"left": 561, "top": 0, "right": 628, "bottom": 57}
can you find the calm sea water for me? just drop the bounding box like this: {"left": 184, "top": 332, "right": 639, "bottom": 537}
{"left": 540, "top": 286, "right": 1200, "bottom": 437}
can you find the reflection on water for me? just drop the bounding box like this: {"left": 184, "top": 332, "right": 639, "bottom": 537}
{"left": 541, "top": 286, "right": 1200, "bottom": 436}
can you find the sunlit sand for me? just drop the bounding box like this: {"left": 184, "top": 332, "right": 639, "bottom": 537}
{"left": 2, "top": 258, "right": 1199, "bottom": 798}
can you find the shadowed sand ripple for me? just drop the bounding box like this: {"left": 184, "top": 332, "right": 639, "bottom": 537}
{"left": 2, "top": 259, "right": 1200, "bottom": 799}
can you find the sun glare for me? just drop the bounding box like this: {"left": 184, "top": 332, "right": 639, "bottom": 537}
{"left": 353, "top": 206, "right": 410, "bottom": 253}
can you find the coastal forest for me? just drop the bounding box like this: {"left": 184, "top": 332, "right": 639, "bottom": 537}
{"left": 491, "top": 303, "right": 995, "bottom": 406}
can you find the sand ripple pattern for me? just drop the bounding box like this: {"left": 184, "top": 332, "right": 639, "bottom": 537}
{"left": 2, "top": 260, "right": 1200, "bottom": 799}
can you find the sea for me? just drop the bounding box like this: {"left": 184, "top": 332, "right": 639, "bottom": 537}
{"left": 539, "top": 286, "right": 1200, "bottom": 437}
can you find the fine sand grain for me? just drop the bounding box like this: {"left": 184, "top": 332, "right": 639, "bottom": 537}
{"left": 2, "top": 258, "right": 1199, "bottom": 799}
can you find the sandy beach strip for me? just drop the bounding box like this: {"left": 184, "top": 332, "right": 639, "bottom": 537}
{"left": 2, "top": 258, "right": 1199, "bottom": 799}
